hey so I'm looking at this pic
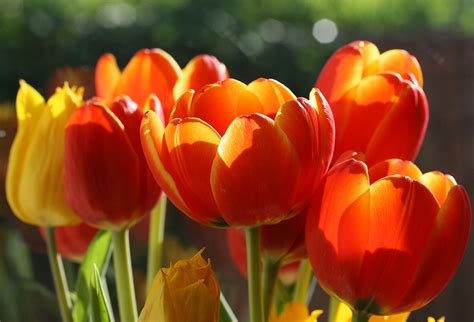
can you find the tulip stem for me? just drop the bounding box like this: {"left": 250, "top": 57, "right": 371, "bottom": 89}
{"left": 328, "top": 296, "right": 340, "bottom": 322}
{"left": 262, "top": 258, "right": 280, "bottom": 321}
{"left": 245, "top": 227, "right": 264, "bottom": 322}
{"left": 293, "top": 259, "right": 313, "bottom": 304}
{"left": 146, "top": 194, "right": 167, "bottom": 291}
{"left": 45, "top": 226, "right": 73, "bottom": 322}
{"left": 352, "top": 311, "right": 370, "bottom": 322}
{"left": 112, "top": 229, "right": 138, "bottom": 322}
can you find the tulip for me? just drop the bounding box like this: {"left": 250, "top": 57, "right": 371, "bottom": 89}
{"left": 306, "top": 158, "right": 471, "bottom": 319}
{"left": 138, "top": 250, "right": 220, "bottom": 322}
{"left": 39, "top": 222, "right": 97, "bottom": 262}
{"left": 96, "top": 50, "right": 228, "bottom": 123}
{"left": 64, "top": 97, "right": 160, "bottom": 230}
{"left": 6, "top": 81, "right": 83, "bottom": 226}
{"left": 316, "top": 41, "right": 428, "bottom": 166}
{"left": 141, "top": 79, "right": 335, "bottom": 227}
{"left": 269, "top": 302, "right": 322, "bottom": 322}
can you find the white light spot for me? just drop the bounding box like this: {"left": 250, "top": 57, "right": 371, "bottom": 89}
{"left": 239, "top": 32, "right": 264, "bottom": 57}
{"left": 29, "top": 11, "right": 54, "bottom": 38}
{"left": 312, "top": 19, "right": 338, "bottom": 44}
{"left": 0, "top": 130, "right": 6, "bottom": 138}
{"left": 96, "top": 3, "right": 136, "bottom": 28}
{"left": 259, "top": 19, "right": 285, "bottom": 43}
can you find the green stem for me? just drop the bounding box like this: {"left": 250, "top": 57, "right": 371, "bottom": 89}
{"left": 220, "top": 292, "right": 239, "bottom": 322}
{"left": 352, "top": 310, "right": 370, "bottom": 322}
{"left": 245, "top": 227, "right": 264, "bottom": 322}
{"left": 328, "top": 296, "right": 340, "bottom": 322}
{"left": 262, "top": 258, "right": 280, "bottom": 322}
{"left": 112, "top": 229, "right": 137, "bottom": 322}
{"left": 45, "top": 227, "right": 73, "bottom": 322}
{"left": 146, "top": 195, "right": 167, "bottom": 291}
{"left": 292, "top": 259, "right": 313, "bottom": 304}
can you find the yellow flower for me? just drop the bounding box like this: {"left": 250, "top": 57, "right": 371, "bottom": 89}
{"left": 333, "top": 300, "right": 409, "bottom": 322}
{"left": 270, "top": 302, "right": 323, "bottom": 322}
{"left": 139, "top": 250, "right": 220, "bottom": 322}
{"left": 427, "top": 318, "right": 445, "bottom": 322}
{"left": 6, "top": 81, "right": 83, "bottom": 226}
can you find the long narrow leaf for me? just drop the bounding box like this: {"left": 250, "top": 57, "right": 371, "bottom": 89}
{"left": 73, "top": 230, "right": 112, "bottom": 322}
{"left": 219, "top": 292, "right": 238, "bottom": 322}
{"left": 89, "top": 265, "right": 114, "bottom": 322}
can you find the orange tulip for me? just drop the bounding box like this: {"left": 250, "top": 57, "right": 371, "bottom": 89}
{"left": 141, "top": 79, "right": 335, "bottom": 226}
{"left": 306, "top": 158, "right": 471, "bottom": 315}
{"left": 39, "top": 223, "right": 97, "bottom": 262}
{"left": 316, "top": 41, "right": 428, "bottom": 166}
{"left": 95, "top": 50, "right": 228, "bottom": 123}
{"left": 64, "top": 97, "right": 161, "bottom": 230}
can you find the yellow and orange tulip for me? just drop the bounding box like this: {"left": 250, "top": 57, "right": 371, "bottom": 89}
{"left": 138, "top": 250, "right": 220, "bottom": 322}
{"left": 6, "top": 81, "right": 83, "bottom": 226}
{"left": 306, "top": 158, "right": 471, "bottom": 315}
{"left": 141, "top": 79, "right": 335, "bottom": 226}
{"left": 316, "top": 41, "right": 428, "bottom": 166}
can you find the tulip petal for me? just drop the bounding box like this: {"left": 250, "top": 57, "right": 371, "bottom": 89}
{"left": 163, "top": 118, "right": 223, "bottom": 226}
{"left": 95, "top": 53, "right": 121, "bottom": 101}
{"left": 369, "top": 159, "right": 423, "bottom": 183}
{"left": 356, "top": 177, "right": 439, "bottom": 312}
{"left": 211, "top": 113, "right": 300, "bottom": 226}
{"left": 170, "top": 90, "right": 194, "bottom": 120}
{"left": 245, "top": 78, "right": 296, "bottom": 116}
{"left": 114, "top": 49, "right": 181, "bottom": 117}
{"left": 378, "top": 49, "right": 423, "bottom": 87}
{"left": 141, "top": 110, "right": 193, "bottom": 217}
{"left": 173, "top": 54, "right": 229, "bottom": 101}
{"left": 65, "top": 102, "right": 141, "bottom": 229}
{"left": 365, "top": 79, "right": 428, "bottom": 166}
{"left": 16, "top": 80, "right": 45, "bottom": 123}
{"left": 397, "top": 185, "right": 471, "bottom": 312}
{"left": 418, "top": 171, "right": 456, "bottom": 205}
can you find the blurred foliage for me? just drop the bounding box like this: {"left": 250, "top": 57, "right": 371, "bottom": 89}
{"left": 1, "top": 0, "right": 473, "bottom": 101}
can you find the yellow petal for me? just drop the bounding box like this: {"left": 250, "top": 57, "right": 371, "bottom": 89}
{"left": 333, "top": 301, "right": 409, "bottom": 322}
{"left": 270, "top": 302, "right": 323, "bottom": 322}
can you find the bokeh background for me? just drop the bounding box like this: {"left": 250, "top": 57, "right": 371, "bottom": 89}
{"left": 0, "top": 0, "right": 473, "bottom": 321}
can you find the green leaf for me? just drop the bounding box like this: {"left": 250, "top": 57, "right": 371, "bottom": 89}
{"left": 89, "top": 265, "right": 114, "bottom": 322}
{"left": 219, "top": 292, "right": 238, "bottom": 322}
{"left": 73, "top": 230, "right": 112, "bottom": 322}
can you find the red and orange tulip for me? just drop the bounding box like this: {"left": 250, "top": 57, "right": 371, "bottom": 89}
{"left": 141, "top": 79, "right": 335, "bottom": 227}
{"left": 64, "top": 97, "right": 161, "bottom": 230}
{"left": 95, "top": 50, "right": 228, "bottom": 123}
{"left": 306, "top": 158, "right": 471, "bottom": 315}
{"left": 316, "top": 41, "right": 428, "bottom": 166}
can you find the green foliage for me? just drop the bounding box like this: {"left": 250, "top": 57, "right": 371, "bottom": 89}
{"left": 219, "top": 292, "right": 238, "bottom": 322}
{"left": 89, "top": 265, "right": 114, "bottom": 322}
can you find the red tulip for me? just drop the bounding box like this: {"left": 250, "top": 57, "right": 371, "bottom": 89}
{"left": 95, "top": 51, "right": 228, "bottom": 123}
{"left": 64, "top": 97, "right": 161, "bottom": 230}
{"left": 39, "top": 223, "right": 97, "bottom": 262}
{"left": 141, "top": 79, "right": 335, "bottom": 227}
{"left": 306, "top": 158, "right": 471, "bottom": 315}
{"left": 316, "top": 41, "right": 428, "bottom": 166}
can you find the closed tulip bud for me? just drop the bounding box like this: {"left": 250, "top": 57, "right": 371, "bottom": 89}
{"left": 316, "top": 41, "right": 428, "bottom": 166}
{"left": 6, "top": 81, "right": 83, "bottom": 226}
{"left": 141, "top": 79, "right": 335, "bottom": 227}
{"left": 306, "top": 158, "right": 471, "bottom": 315}
{"left": 138, "top": 250, "right": 220, "bottom": 322}
{"left": 64, "top": 97, "right": 161, "bottom": 230}
{"left": 39, "top": 223, "right": 97, "bottom": 262}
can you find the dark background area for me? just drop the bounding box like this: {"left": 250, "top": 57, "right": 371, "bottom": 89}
{"left": 0, "top": 0, "right": 473, "bottom": 321}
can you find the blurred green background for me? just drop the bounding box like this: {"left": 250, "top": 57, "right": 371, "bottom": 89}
{"left": 1, "top": 0, "right": 473, "bottom": 321}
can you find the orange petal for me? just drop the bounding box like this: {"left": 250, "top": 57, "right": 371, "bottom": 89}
{"left": 378, "top": 49, "right": 423, "bottom": 87}
{"left": 356, "top": 177, "right": 439, "bottom": 311}
{"left": 369, "top": 159, "right": 423, "bottom": 183}
{"left": 114, "top": 49, "right": 181, "bottom": 118}
{"left": 163, "top": 118, "right": 223, "bottom": 226}
{"left": 316, "top": 43, "right": 366, "bottom": 103}
{"left": 141, "top": 110, "right": 192, "bottom": 217}
{"left": 211, "top": 114, "right": 300, "bottom": 226}
{"left": 170, "top": 90, "right": 194, "bottom": 120}
{"left": 190, "top": 79, "right": 248, "bottom": 135}
{"left": 365, "top": 79, "right": 428, "bottom": 166}
{"left": 397, "top": 185, "right": 471, "bottom": 312}
{"left": 306, "top": 159, "right": 370, "bottom": 303}
{"left": 173, "top": 54, "right": 229, "bottom": 101}
{"left": 245, "top": 78, "right": 296, "bottom": 116}
{"left": 95, "top": 53, "right": 121, "bottom": 102}
{"left": 418, "top": 171, "right": 456, "bottom": 205}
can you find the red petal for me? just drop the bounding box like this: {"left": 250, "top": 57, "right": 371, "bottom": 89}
{"left": 418, "top": 171, "right": 456, "bottom": 205}
{"left": 95, "top": 53, "right": 121, "bottom": 101}
{"left": 369, "top": 159, "right": 422, "bottom": 183}
{"left": 378, "top": 49, "right": 423, "bottom": 87}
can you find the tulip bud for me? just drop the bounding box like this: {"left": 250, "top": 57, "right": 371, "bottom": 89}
{"left": 315, "top": 41, "right": 428, "bottom": 166}
{"left": 64, "top": 97, "right": 161, "bottom": 230}
{"left": 6, "top": 81, "right": 83, "bottom": 226}
{"left": 306, "top": 158, "right": 471, "bottom": 315}
{"left": 138, "top": 250, "right": 220, "bottom": 322}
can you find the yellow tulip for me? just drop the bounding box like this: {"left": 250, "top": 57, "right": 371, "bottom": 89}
{"left": 333, "top": 300, "right": 409, "bottom": 322}
{"left": 427, "top": 318, "right": 445, "bottom": 322}
{"left": 270, "top": 302, "right": 323, "bottom": 322}
{"left": 139, "top": 250, "right": 220, "bottom": 322}
{"left": 6, "top": 81, "right": 83, "bottom": 226}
